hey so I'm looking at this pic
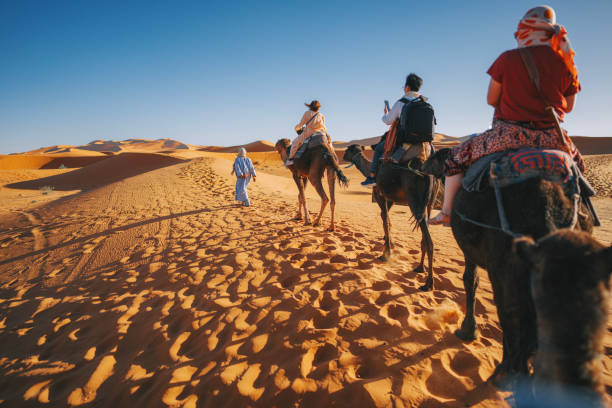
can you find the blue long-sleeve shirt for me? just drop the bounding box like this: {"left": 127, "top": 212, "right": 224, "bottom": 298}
{"left": 233, "top": 157, "right": 256, "bottom": 178}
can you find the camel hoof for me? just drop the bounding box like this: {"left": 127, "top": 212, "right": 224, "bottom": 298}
{"left": 419, "top": 282, "right": 433, "bottom": 292}
{"left": 327, "top": 227, "right": 335, "bottom": 232}
{"left": 294, "top": 216, "right": 302, "bottom": 221}
{"left": 378, "top": 253, "right": 391, "bottom": 262}
{"left": 304, "top": 221, "right": 312, "bottom": 226}
{"left": 455, "top": 327, "right": 477, "bottom": 342}
{"left": 413, "top": 264, "right": 425, "bottom": 273}
{"left": 313, "top": 222, "right": 320, "bottom": 227}
{"left": 488, "top": 364, "right": 517, "bottom": 391}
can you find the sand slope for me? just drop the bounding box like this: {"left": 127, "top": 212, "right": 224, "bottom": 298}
{"left": 6, "top": 153, "right": 185, "bottom": 191}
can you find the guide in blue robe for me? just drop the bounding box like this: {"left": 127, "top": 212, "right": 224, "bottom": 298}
{"left": 233, "top": 149, "right": 256, "bottom": 206}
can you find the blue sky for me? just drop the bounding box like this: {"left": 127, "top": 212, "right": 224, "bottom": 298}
{"left": 1, "top": 0, "right": 611, "bottom": 154}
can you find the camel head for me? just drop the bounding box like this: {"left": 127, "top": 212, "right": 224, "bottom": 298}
{"left": 275, "top": 138, "right": 291, "bottom": 153}
{"left": 343, "top": 144, "right": 365, "bottom": 163}
{"left": 422, "top": 148, "right": 451, "bottom": 178}
{"left": 514, "top": 230, "right": 612, "bottom": 403}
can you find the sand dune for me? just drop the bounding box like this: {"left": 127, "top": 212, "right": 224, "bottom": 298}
{"left": 0, "top": 155, "right": 110, "bottom": 170}
{"left": 199, "top": 140, "right": 276, "bottom": 154}
{"left": 0, "top": 139, "right": 610, "bottom": 407}
{"left": 6, "top": 153, "right": 185, "bottom": 191}
{"left": 25, "top": 139, "right": 190, "bottom": 155}
{"left": 333, "top": 133, "right": 461, "bottom": 150}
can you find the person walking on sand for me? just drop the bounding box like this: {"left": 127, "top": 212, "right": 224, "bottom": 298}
{"left": 428, "top": 5, "right": 584, "bottom": 226}
{"left": 233, "top": 147, "right": 256, "bottom": 207}
{"left": 285, "top": 100, "right": 328, "bottom": 166}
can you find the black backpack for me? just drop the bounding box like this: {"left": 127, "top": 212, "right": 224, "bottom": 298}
{"left": 397, "top": 96, "right": 436, "bottom": 143}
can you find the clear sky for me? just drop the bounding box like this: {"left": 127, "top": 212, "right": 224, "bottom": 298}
{"left": 1, "top": 0, "right": 611, "bottom": 154}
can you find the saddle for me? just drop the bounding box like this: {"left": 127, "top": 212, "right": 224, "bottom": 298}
{"left": 396, "top": 142, "right": 433, "bottom": 165}
{"left": 294, "top": 132, "right": 331, "bottom": 160}
{"left": 464, "top": 148, "right": 576, "bottom": 192}
{"left": 462, "top": 148, "right": 600, "bottom": 226}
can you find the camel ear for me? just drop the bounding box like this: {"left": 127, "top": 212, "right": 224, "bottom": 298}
{"left": 513, "top": 236, "right": 538, "bottom": 265}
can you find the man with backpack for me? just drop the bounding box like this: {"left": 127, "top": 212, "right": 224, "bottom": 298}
{"left": 361, "top": 73, "right": 435, "bottom": 186}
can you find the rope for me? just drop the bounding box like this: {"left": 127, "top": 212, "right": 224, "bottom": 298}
{"left": 386, "top": 161, "right": 426, "bottom": 177}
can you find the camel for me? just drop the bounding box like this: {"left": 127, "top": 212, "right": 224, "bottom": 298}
{"left": 343, "top": 144, "right": 438, "bottom": 291}
{"left": 275, "top": 138, "right": 348, "bottom": 231}
{"left": 422, "top": 148, "right": 594, "bottom": 388}
{"left": 514, "top": 229, "right": 611, "bottom": 406}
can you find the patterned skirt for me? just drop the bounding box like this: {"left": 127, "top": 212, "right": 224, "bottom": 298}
{"left": 444, "top": 119, "right": 585, "bottom": 176}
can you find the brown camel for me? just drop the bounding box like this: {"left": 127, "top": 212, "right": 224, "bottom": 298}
{"left": 275, "top": 138, "right": 348, "bottom": 231}
{"left": 422, "top": 148, "right": 593, "bottom": 388}
{"left": 343, "top": 144, "right": 438, "bottom": 291}
{"left": 513, "top": 229, "right": 611, "bottom": 406}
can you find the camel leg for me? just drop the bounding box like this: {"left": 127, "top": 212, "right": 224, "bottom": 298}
{"left": 455, "top": 259, "right": 478, "bottom": 341}
{"left": 416, "top": 218, "right": 434, "bottom": 291}
{"left": 486, "top": 260, "right": 533, "bottom": 390}
{"left": 293, "top": 174, "right": 304, "bottom": 220}
{"left": 377, "top": 195, "right": 393, "bottom": 261}
{"left": 427, "top": 178, "right": 440, "bottom": 219}
{"left": 301, "top": 177, "right": 311, "bottom": 224}
{"left": 326, "top": 168, "right": 336, "bottom": 231}
{"left": 309, "top": 173, "right": 329, "bottom": 227}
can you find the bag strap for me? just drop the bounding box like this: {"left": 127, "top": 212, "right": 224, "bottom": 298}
{"left": 518, "top": 47, "right": 568, "bottom": 144}
{"left": 305, "top": 112, "right": 319, "bottom": 126}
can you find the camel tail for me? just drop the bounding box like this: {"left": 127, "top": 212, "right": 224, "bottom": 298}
{"left": 325, "top": 148, "right": 349, "bottom": 187}
{"left": 336, "top": 169, "right": 349, "bottom": 188}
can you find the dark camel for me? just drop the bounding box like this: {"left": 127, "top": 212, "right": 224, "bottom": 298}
{"left": 343, "top": 144, "right": 438, "bottom": 291}
{"left": 422, "top": 148, "right": 593, "bottom": 387}
{"left": 514, "top": 229, "right": 611, "bottom": 407}
{"left": 275, "top": 138, "right": 348, "bottom": 231}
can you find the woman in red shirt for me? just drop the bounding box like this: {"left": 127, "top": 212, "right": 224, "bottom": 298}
{"left": 429, "top": 5, "right": 584, "bottom": 226}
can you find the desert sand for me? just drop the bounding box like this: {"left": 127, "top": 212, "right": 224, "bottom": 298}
{"left": 0, "top": 137, "right": 610, "bottom": 407}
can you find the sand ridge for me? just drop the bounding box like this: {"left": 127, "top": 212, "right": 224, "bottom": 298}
{"left": 0, "top": 143, "right": 610, "bottom": 407}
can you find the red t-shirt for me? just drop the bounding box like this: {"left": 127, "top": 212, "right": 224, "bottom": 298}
{"left": 487, "top": 46, "right": 579, "bottom": 128}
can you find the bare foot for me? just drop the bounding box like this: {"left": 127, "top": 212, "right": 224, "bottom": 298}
{"left": 428, "top": 211, "right": 450, "bottom": 226}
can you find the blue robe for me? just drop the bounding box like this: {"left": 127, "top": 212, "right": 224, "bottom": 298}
{"left": 233, "top": 157, "right": 256, "bottom": 205}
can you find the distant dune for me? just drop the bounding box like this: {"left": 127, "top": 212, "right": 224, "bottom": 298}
{"left": 198, "top": 140, "right": 276, "bottom": 153}
{"left": 571, "top": 136, "right": 612, "bottom": 155}
{"left": 6, "top": 152, "right": 185, "bottom": 191}
{"left": 0, "top": 154, "right": 110, "bottom": 170}
{"left": 24, "top": 138, "right": 190, "bottom": 155}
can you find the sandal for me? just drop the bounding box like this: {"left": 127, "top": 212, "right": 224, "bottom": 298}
{"left": 428, "top": 211, "right": 450, "bottom": 226}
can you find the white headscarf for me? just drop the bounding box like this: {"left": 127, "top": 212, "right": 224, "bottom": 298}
{"left": 238, "top": 147, "right": 247, "bottom": 157}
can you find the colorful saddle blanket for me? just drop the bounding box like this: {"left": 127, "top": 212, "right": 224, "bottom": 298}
{"left": 495, "top": 148, "right": 572, "bottom": 187}
{"left": 463, "top": 148, "right": 574, "bottom": 192}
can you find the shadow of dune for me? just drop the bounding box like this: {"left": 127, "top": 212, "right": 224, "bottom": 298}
{"left": 0, "top": 155, "right": 110, "bottom": 170}
{"left": 6, "top": 153, "right": 186, "bottom": 191}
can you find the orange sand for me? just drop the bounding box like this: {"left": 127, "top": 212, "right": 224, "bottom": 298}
{"left": 0, "top": 138, "right": 610, "bottom": 407}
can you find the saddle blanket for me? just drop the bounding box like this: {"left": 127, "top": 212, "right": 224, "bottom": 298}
{"left": 463, "top": 148, "right": 573, "bottom": 192}
{"left": 294, "top": 133, "right": 330, "bottom": 159}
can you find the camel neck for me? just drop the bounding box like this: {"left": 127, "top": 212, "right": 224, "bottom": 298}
{"left": 353, "top": 153, "right": 371, "bottom": 177}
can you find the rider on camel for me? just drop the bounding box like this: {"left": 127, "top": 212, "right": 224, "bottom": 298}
{"left": 428, "top": 5, "right": 584, "bottom": 226}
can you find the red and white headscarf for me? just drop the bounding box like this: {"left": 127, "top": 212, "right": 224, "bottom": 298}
{"left": 515, "top": 5, "right": 579, "bottom": 90}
